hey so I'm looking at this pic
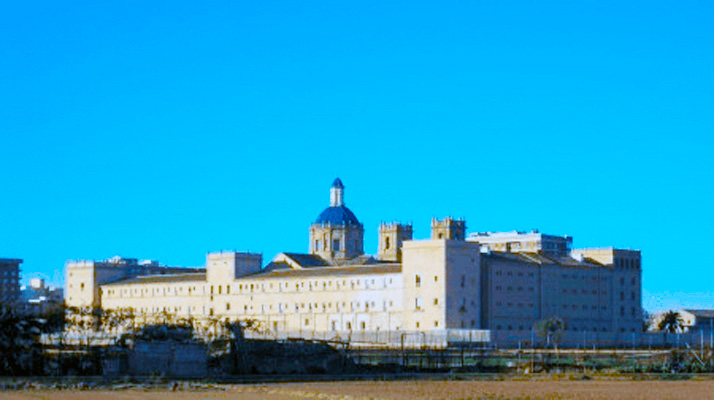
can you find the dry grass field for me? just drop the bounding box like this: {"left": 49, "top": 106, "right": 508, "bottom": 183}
{"left": 2, "top": 380, "right": 714, "bottom": 400}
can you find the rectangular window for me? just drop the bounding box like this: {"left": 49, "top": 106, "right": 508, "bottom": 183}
{"left": 415, "top": 275, "right": 421, "bottom": 287}
{"left": 333, "top": 239, "right": 340, "bottom": 251}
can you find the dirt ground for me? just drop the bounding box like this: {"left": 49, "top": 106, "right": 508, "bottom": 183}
{"left": 2, "top": 380, "right": 714, "bottom": 400}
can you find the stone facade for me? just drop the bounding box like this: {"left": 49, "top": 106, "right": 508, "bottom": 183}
{"left": 431, "top": 217, "right": 466, "bottom": 240}
{"left": 65, "top": 256, "right": 203, "bottom": 308}
{"left": 402, "top": 239, "right": 480, "bottom": 331}
{"left": 481, "top": 248, "right": 642, "bottom": 337}
{"left": 377, "top": 222, "right": 413, "bottom": 262}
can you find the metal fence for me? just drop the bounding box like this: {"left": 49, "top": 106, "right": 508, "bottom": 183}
{"left": 240, "top": 329, "right": 490, "bottom": 349}
{"left": 489, "top": 329, "right": 714, "bottom": 349}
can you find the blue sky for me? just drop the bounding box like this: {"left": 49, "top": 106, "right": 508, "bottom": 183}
{"left": 1, "top": 1, "right": 712, "bottom": 312}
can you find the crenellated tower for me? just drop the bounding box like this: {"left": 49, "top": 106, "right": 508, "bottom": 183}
{"left": 378, "top": 222, "right": 413, "bottom": 262}
{"left": 431, "top": 217, "right": 466, "bottom": 241}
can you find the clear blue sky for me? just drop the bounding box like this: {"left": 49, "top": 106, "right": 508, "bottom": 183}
{"left": 1, "top": 1, "right": 712, "bottom": 312}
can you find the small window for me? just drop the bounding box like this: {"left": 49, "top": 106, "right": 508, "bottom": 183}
{"left": 415, "top": 275, "right": 421, "bottom": 287}
{"left": 333, "top": 239, "right": 340, "bottom": 251}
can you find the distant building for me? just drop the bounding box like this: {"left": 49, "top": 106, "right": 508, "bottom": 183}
{"left": 0, "top": 258, "right": 22, "bottom": 304}
{"left": 19, "top": 278, "right": 64, "bottom": 315}
{"left": 468, "top": 230, "right": 572, "bottom": 257}
{"left": 680, "top": 309, "right": 714, "bottom": 334}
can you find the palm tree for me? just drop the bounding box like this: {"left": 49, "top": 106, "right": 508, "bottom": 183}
{"left": 658, "top": 310, "right": 684, "bottom": 333}
{"left": 658, "top": 310, "right": 684, "bottom": 347}
{"left": 535, "top": 317, "right": 566, "bottom": 348}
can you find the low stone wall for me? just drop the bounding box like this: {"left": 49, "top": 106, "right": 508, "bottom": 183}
{"left": 103, "top": 340, "right": 208, "bottom": 378}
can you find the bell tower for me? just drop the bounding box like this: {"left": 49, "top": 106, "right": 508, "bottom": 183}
{"left": 431, "top": 217, "right": 466, "bottom": 240}
{"left": 378, "top": 222, "right": 413, "bottom": 262}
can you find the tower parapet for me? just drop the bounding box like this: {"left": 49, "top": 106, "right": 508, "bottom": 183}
{"left": 378, "top": 222, "right": 413, "bottom": 262}
{"left": 431, "top": 217, "right": 466, "bottom": 241}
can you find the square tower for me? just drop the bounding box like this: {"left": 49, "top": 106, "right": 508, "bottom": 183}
{"left": 378, "top": 222, "right": 413, "bottom": 262}
{"left": 206, "top": 251, "right": 262, "bottom": 283}
{"left": 431, "top": 217, "right": 466, "bottom": 240}
{"left": 402, "top": 240, "right": 481, "bottom": 331}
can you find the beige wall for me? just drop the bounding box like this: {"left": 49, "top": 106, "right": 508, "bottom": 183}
{"left": 444, "top": 240, "right": 481, "bottom": 329}
{"left": 572, "top": 248, "right": 642, "bottom": 333}
{"left": 66, "top": 262, "right": 130, "bottom": 308}
{"left": 102, "top": 262, "right": 404, "bottom": 333}
{"left": 65, "top": 259, "right": 203, "bottom": 309}
{"left": 401, "top": 240, "right": 480, "bottom": 331}
{"left": 483, "top": 248, "right": 642, "bottom": 335}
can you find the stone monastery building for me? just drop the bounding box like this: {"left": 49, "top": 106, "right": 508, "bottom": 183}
{"left": 65, "top": 179, "right": 642, "bottom": 345}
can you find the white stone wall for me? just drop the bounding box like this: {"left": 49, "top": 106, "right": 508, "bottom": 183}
{"left": 102, "top": 268, "right": 404, "bottom": 333}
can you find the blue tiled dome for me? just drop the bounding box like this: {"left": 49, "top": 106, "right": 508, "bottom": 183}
{"left": 315, "top": 206, "right": 360, "bottom": 225}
